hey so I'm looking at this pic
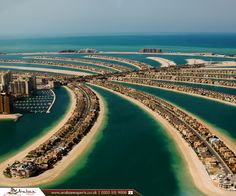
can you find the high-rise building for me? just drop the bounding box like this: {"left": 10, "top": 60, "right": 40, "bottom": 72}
{"left": 9, "top": 75, "right": 37, "bottom": 96}
{"left": 140, "top": 48, "right": 162, "bottom": 53}
{"left": 10, "top": 80, "right": 25, "bottom": 96}
{"left": 0, "top": 71, "right": 12, "bottom": 92}
{"left": 0, "top": 84, "right": 3, "bottom": 92}
{"left": 28, "top": 75, "right": 37, "bottom": 92}
{"left": 0, "top": 93, "right": 13, "bottom": 114}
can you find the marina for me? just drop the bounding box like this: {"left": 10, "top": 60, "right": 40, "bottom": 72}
{"left": 13, "top": 89, "right": 56, "bottom": 114}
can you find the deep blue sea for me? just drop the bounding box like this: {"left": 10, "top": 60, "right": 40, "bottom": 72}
{"left": 0, "top": 34, "right": 236, "bottom": 54}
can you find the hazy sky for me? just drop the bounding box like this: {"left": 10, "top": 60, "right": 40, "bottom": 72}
{"left": 0, "top": 0, "right": 236, "bottom": 37}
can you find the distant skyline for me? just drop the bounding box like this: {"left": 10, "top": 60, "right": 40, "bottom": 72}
{"left": 0, "top": 0, "right": 236, "bottom": 37}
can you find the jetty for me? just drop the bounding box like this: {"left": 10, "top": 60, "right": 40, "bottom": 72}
{"left": 46, "top": 89, "right": 56, "bottom": 113}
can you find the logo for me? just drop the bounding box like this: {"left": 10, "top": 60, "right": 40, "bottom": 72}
{"left": 7, "top": 188, "right": 18, "bottom": 195}
{"left": 3, "top": 188, "right": 39, "bottom": 196}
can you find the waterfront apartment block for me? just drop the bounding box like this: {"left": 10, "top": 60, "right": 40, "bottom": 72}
{"left": 0, "top": 93, "right": 13, "bottom": 114}
{"left": 0, "top": 71, "right": 12, "bottom": 92}
{"left": 78, "top": 48, "right": 98, "bottom": 54}
{"left": 140, "top": 48, "right": 162, "bottom": 53}
{"left": 9, "top": 75, "right": 36, "bottom": 96}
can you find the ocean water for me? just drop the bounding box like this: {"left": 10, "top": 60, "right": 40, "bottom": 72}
{"left": 0, "top": 34, "right": 236, "bottom": 54}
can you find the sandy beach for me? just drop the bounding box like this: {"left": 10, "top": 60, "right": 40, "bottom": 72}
{"left": 147, "top": 57, "right": 176, "bottom": 67}
{"left": 201, "top": 67, "right": 236, "bottom": 70}
{"left": 207, "top": 61, "right": 236, "bottom": 67}
{"left": 0, "top": 87, "right": 105, "bottom": 186}
{"left": 0, "top": 65, "right": 91, "bottom": 76}
{"left": 90, "top": 84, "right": 236, "bottom": 196}
{"left": 186, "top": 59, "right": 208, "bottom": 65}
{"left": 111, "top": 80, "right": 236, "bottom": 153}
{"left": 112, "top": 80, "right": 236, "bottom": 107}
{"left": 152, "top": 52, "right": 236, "bottom": 59}
{"left": 219, "top": 61, "right": 236, "bottom": 66}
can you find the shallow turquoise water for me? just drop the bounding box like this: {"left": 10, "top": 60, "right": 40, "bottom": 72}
{"left": 122, "top": 83, "right": 236, "bottom": 141}
{"left": 45, "top": 85, "right": 203, "bottom": 196}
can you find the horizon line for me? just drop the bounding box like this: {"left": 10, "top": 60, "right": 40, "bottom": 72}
{"left": 1, "top": 32, "right": 236, "bottom": 40}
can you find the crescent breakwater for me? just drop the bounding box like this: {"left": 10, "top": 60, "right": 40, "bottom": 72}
{"left": 1, "top": 83, "right": 102, "bottom": 185}
{"left": 89, "top": 80, "right": 236, "bottom": 194}
{"left": 147, "top": 57, "right": 176, "bottom": 67}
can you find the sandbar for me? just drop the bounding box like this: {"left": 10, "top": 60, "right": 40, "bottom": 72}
{"left": 147, "top": 57, "right": 176, "bottom": 67}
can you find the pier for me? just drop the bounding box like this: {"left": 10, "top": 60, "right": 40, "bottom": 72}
{"left": 46, "top": 89, "right": 56, "bottom": 113}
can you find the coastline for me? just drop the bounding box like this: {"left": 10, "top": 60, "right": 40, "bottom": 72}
{"left": 112, "top": 81, "right": 236, "bottom": 157}
{"left": 0, "top": 65, "right": 91, "bottom": 76}
{"left": 202, "top": 67, "right": 236, "bottom": 70}
{"left": 0, "top": 86, "right": 77, "bottom": 186}
{"left": 186, "top": 59, "right": 208, "bottom": 65}
{"left": 45, "top": 87, "right": 107, "bottom": 187}
{"left": 0, "top": 86, "right": 106, "bottom": 186}
{"left": 187, "top": 59, "right": 236, "bottom": 66}
{"left": 208, "top": 61, "right": 236, "bottom": 67}
{"left": 112, "top": 80, "right": 236, "bottom": 107}
{"left": 90, "top": 84, "right": 236, "bottom": 196}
